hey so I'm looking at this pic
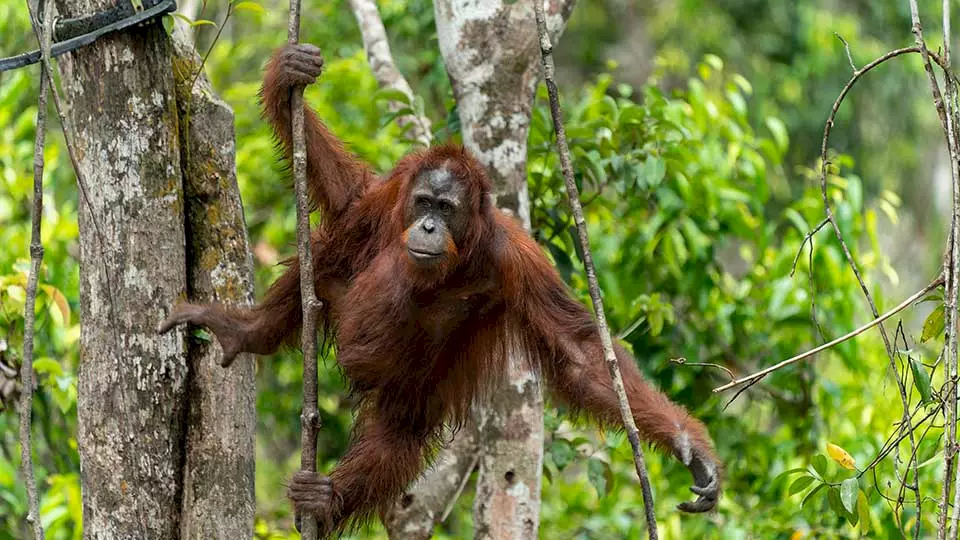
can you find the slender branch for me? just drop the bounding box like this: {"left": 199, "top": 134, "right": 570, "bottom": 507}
{"left": 789, "top": 218, "right": 829, "bottom": 277}
{"left": 348, "top": 0, "right": 431, "bottom": 146}
{"left": 18, "top": 2, "right": 53, "bottom": 539}
{"left": 287, "top": 3, "right": 321, "bottom": 539}
{"left": 909, "top": 0, "right": 950, "bottom": 132}
{"left": 533, "top": 3, "right": 658, "bottom": 538}
{"left": 25, "top": 0, "right": 117, "bottom": 327}
{"left": 26, "top": 0, "right": 145, "bottom": 532}
{"left": 188, "top": 5, "right": 232, "bottom": 92}
{"left": 713, "top": 277, "right": 944, "bottom": 393}
{"left": 834, "top": 33, "right": 858, "bottom": 73}
{"left": 938, "top": 0, "right": 960, "bottom": 536}
{"left": 668, "top": 357, "right": 734, "bottom": 380}
{"left": 818, "top": 42, "right": 943, "bottom": 538}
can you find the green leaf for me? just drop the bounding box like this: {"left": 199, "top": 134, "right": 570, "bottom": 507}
{"left": 550, "top": 440, "right": 575, "bottom": 471}
{"left": 6, "top": 284, "right": 25, "bottom": 303}
{"left": 232, "top": 1, "right": 265, "bottom": 14}
{"left": 703, "top": 54, "right": 724, "bottom": 71}
{"left": 648, "top": 310, "right": 664, "bottom": 337}
{"left": 413, "top": 95, "right": 426, "bottom": 119}
{"left": 568, "top": 226, "right": 586, "bottom": 264}
{"left": 580, "top": 150, "right": 607, "bottom": 187}
{"left": 827, "top": 486, "right": 844, "bottom": 516}
{"left": 789, "top": 475, "right": 814, "bottom": 495}
{"left": 668, "top": 228, "right": 688, "bottom": 265}
{"left": 772, "top": 468, "right": 808, "bottom": 487}
{"left": 643, "top": 157, "right": 666, "bottom": 188}
{"left": 858, "top": 490, "right": 871, "bottom": 534}
{"left": 162, "top": 13, "right": 174, "bottom": 35}
{"left": 547, "top": 241, "right": 574, "bottom": 284}
{"left": 732, "top": 74, "right": 753, "bottom": 95}
{"left": 374, "top": 87, "right": 413, "bottom": 106}
{"left": 618, "top": 104, "right": 644, "bottom": 126}
{"left": 909, "top": 357, "right": 932, "bottom": 403}
{"left": 846, "top": 176, "right": 863, "bottom": 212}
{"left": 840, "top": 478, "right": 858, "bottom": 514}
{"left": 801, "top": 482, "right": 826, "bottom": 509}
{"left": 382, "top": 106, "right": 415, "bottom": 124}
{"left": 717, "top": 187, "right": 752, "bottom": 203}
{"left": 784, "top": 208, "right": 809, "bottom": 235}
{"left": 587, "top": 458, "right": 614, "bottom": 497}
{"left": 444, "top": 104, "right": 461, "bottom": 135}
{"left": 812, "top": 454, "right": 827, "bottom": 477}
{"left": 190, "top": 19, "right": 217, "bottom": 27}
{"left": 33, "top": 357, "right": 62, "bottom": 377}
{"left": 921, "top": 305, "right": 945, "bottom": 343}
{"left": 51, "top": 376, "right": 77, "bottom": 414}
{"left": 765, "top": 116, "right": 789, "bottom": 152}
{"left": 190, "top": 328, "right": 212, "bottom": 343}
{"left": 681, "top": 217, "right": 710, "bottom": 256}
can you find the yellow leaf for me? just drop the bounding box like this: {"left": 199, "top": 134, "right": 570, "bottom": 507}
{"left": 42, "top": 285, "right": 70, "bottom": 325}
{"left": 6, "top": 285, "right": 25, "bottom": 303}
{"left": 790, "top": 530, "right": 805, "bottom": 540}
{"left": 827, "top": 442, "right": 856, "bottom": 470}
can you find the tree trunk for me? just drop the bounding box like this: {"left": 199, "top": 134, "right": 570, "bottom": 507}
{"left": 53, "top": 1, "right": 188, "bottom": 537}
{"left": 433, "top": 2, "right": 574, "bottom": 538}
{"left": 170, "top": 23, "right": 257, "bottom": 540}
{"left": 382, "top": 419, "right": 481, "bottom": 538}
{"left": 53, "top": 5, "right": 257, "bottom": 536}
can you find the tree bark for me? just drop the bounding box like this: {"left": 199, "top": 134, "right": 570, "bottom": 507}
{"left": 170, "top": 23, "right": 257, "bottom": 540}
{"left": 433, "top": 2, "right": 574, "bottom": 537}
{"left": 53, "top": 1, "right": 188, "bottom": 537}
{"left": 383, "top": 419, "right": 481, "bottom": 538}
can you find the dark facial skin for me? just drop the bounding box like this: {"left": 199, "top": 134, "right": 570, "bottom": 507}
{"left": 403, "top": 167, "right": 469, "bottom": 266}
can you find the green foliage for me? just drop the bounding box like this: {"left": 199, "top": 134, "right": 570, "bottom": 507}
{"left": 0, "top": 0, "right": 953, "bottom": 538}
{"left": 529, "top": 57, "right": 925, "bottom": 538}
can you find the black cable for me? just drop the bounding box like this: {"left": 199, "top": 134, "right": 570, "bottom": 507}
{"left": 0, "top": 0, "right": 176, "bottom": 73}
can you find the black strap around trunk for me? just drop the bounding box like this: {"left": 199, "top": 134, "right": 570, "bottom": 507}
{"left": 0, "top": 0, "right": 177, "bottom": 73}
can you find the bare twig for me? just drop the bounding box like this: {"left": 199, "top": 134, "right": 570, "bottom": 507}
{"left": 835, "top": 33, "right": 858, "bottom": 73}
{"left": 713, "top": 276, "right": 943, "bottom": 393}
{"left": 909, "top": 0, "right": 950, "bottom": 132}
{"left": 348, "top": 0, "right": 431, "bottom": 146}
{"left": 188, "top": 5, "right": 233, "bottom": 93}
{"left": 533, "top": 3, "right": 658, "bottom": 538}
{"left": 669, "top": 357, "right": 735, "bottom": 380}
{"left": 287, "top": 3, "right": 321, "bottom": 539}
{"left": 790, "top": 218, "right": 829, "bottom": 277}
{"left": 18, "top": 2, "right": 53, "bottom": 539}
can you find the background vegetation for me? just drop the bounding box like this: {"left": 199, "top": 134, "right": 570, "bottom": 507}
{"left": 1, "top": 0, "right": 955, "bottom": 537}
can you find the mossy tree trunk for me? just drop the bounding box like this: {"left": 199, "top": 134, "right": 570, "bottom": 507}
{"left": 170, "top": 22, "right": 256, "bottom": 540}
{"left": 53, "top": 3, "right": 255, "bottom": 537}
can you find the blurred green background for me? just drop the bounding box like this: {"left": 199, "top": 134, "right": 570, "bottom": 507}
{"left": 1, "top": 0, "right": 956, "bottom": 538}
